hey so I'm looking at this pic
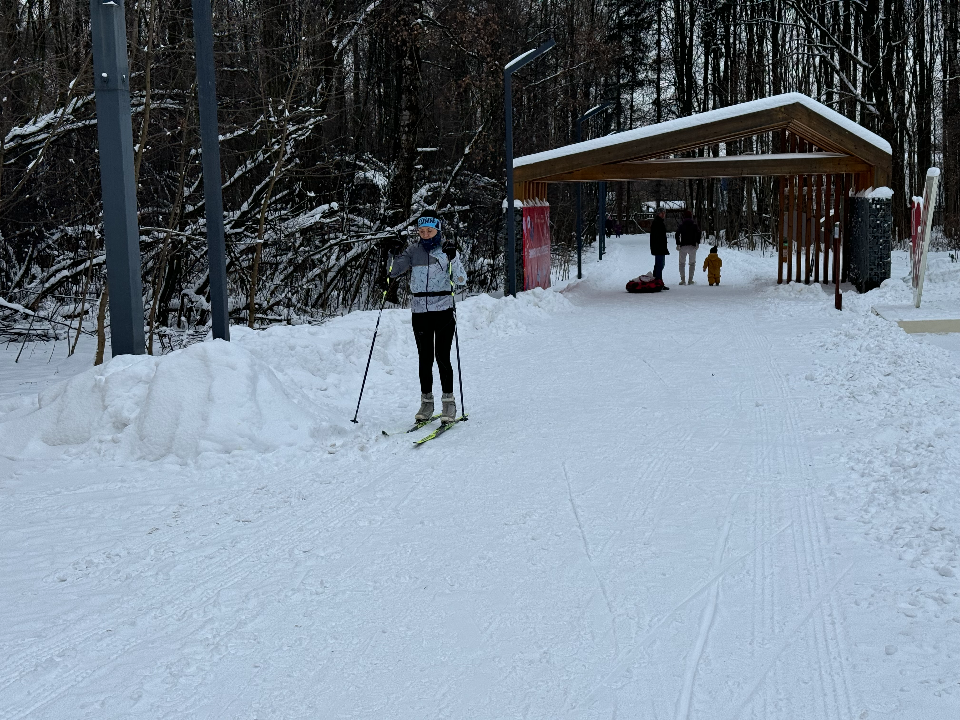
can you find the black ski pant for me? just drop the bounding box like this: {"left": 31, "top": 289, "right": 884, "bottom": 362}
{"left": 412, "top": 308, "right": 455, "bottom": 394}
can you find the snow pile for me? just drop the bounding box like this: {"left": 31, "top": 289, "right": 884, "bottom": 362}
{"left": 793, "top": 251, "right": 960, "bottom": 580}
{"left": 228, "top": 311, "right": 417, "bottom": 413}
{"left": 915, "top": 253, "right": 960, "bottom": 289}
{"left": 840, "top": 251, "right": 960, "bottom": 314}
{"left": 762, "top": 279, "right": 833, "bottom": 303}
{"left": 0, "top": 340, "right": 322, "bottom": 462}
{"left": 457, "top": 287, "right": 572, "bottom": 337}
{"left": 0, "top": 287, "right": 575, "bottom": 462}
{"left": 808, "top": 312, "right": 960, "bottom": 578}
{"left": 230, "top": 288, "right": 573, "bottom": 409}
{"left": 862, "top": 186, "right": 895, "bottom": 199}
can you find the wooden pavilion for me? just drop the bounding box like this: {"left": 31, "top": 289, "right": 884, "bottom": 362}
{"left": 513, "top": 93, "right": 893, "bottom": 285}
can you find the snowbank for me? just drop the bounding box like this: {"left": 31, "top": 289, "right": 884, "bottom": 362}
{"left": 788, "top": 250, "right": 960, "bottom": 580}
{"left": 0, "top": 340, "right": 321, "bottom": 462}
{"left": 457, "top": 287, "right": 572, "bottom": 336}
{"left": 0, "top": 287, "right": 574, "bottom": 463}
{"left": 808, "top": 311, "right": 960, "bottom": 578}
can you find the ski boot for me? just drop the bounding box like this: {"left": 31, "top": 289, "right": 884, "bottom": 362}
{"left": 440, "top": 393, "right": 457, "bottom": 424}
{"left": 415, "top": 393, "right": 434, "bottom": 422}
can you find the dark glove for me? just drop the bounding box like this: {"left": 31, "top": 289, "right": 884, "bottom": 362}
{"left": 384, "top": 279, "right": 400, "bottom": 304}
{"left": 381, "top": 234, "right": 406, "bottom": 256}
{"left": 442, "top": 238, "right": 458, "bottom": 260}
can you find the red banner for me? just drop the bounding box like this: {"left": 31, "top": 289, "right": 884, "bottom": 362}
{"left": 522, "top": 203, "right": 551, "bottom": 290}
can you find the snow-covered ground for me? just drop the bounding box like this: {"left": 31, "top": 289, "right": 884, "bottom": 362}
{"left": 2, "top": 237, "right": 958, "bottom": 719}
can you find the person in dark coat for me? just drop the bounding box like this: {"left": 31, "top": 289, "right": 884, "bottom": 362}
{"left": 650, "top": 208, "right": 670, "bottom": 288}
{"left": 674, "top": 209, "right": 702, "bottom": 285}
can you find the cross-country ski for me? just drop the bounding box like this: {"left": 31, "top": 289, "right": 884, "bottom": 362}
{"left": 413, "top": 415, "right": 468, "bottom": 446}
{"left": 382, "top": 414, "right": 442, "bottom": 437}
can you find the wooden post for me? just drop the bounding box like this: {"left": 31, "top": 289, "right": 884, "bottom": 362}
{"left": 833, "top": 174, "right": 842, "bottom": 284}
{"left": 786, "top": 174, "right": 794, "bottom": 282}
{"left": 834, "top": 174, "right": 844, "bottom": 308}
{"left": 794, "top": 174, "right": 799, "bottom": 285}
{"left": 799, "top": 173, "right": 808, "bottom": 283}
{"left": 788, "top": 134, "right": 798, "bottom": 282}
{"left": 813, "top": 174, "right": 822, "bottom": 283}
{"left": 777, "top": 177, "right": 785, "bottom": 284}
{"left": 797, "top": 175, "right": 810, "bottom": 282}
{"left": 804, "top": 175, "right": 809, "bottom": 282}
{"left": 840, "top": 174, "right": 849, "bottom": 283}
{"left": 823, "top": 175, "right": 833, "bottom": 283}
{"left": 799, "top": 142, "right": 808, "bottom": 283}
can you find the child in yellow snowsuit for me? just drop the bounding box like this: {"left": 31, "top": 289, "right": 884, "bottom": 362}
{"left": 703, "top": 246, "right": 722, "bottom": 285}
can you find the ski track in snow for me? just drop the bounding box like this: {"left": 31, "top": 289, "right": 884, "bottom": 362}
{"left": 675, "top": 493, "right": 736, "bottom": 720}
{"left": 562, "top": 461, "right": 619, "bottom": 658}
{"left": 2, "top": 241, "right": 959, "bottom": 718}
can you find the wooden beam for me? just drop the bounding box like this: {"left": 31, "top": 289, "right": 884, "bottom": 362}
{"left": 787, "top": 104, "right": 892, "bottom": 172}
{"left": 534, "top": 153, "right": 872, "bottom": 182}
{"left": 514, "top": 106, "right": 795, "bottom": 182}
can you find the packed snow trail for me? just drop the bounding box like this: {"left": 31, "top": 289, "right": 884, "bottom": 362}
{"left": 2, "top": 238, "right": 958, "bottom": 719}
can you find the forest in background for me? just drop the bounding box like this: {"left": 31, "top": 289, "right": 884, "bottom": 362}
{"left": 1, "top": 0, "right": 957, "bottom": 353}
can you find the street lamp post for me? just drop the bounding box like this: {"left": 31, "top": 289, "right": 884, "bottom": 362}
{"left": 574, "top": 103, "right": 612, "bottom": 279}
{"left": 504, "top": 39, "right": 555, "bottom": 297}
{"left": 191, "top": 0, "right": 230, "bottom": 341}
{"left": 90, "top": 0, "right": 145, "bottom": 356}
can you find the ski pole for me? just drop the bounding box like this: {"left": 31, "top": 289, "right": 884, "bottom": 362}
{"left": 447, "top": 253, "right": 467, "bottom": 420}
{"left": 351, "top": 254, "right": 394, "bottom": 423}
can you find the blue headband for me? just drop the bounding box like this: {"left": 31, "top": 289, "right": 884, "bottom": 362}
{"left": 417, "top": 217, "right": 440, "bottom": 229}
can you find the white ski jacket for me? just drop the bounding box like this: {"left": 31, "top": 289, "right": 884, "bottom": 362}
{"left": 390, "top": 239, "right": 467, "bottom": 313}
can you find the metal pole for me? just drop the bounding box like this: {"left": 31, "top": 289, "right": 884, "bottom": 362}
{"left": 192, "top": 0, "right": 230, "bottom": 341}
{"left": 352, "top": 259, "right": 394, "bottom": 423}
{"left": 598, "top": 181, "right": 607, "bottom": 260}
{"left": 504, "top": 70, "right": 517, "bottom": 297}
{"left": 573, "top": 103, "right": 611, "bottom": 273}
{"left": 90, "top": 0, "right": 145, "bottom": 357}
{"left": 503, "top": 39, "right": 555, "bottom": 298}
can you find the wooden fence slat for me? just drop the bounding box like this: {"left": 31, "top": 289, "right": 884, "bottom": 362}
{"left": 799, "top": 141, "right": 808, "bottom": 283}
{"left": 839, "top": 174, "right": 848, "bottom": 283}
{"left": 822, "top": 174, "right": 832, "bottom": 282}
{"left": 787, "top": 174, "right": 795, "bottom": 282}
{"left": 813, "top": 174, "right": 821, "bottom": 283}
{"left": 777, "top": 176, "right": 784, "bottom": 284}
{"left": 803, "top": 173, "right": 811, "bottom": 283}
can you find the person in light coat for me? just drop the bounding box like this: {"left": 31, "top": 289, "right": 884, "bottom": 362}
{"left": 387, "top": 215, "right": 467, "bottom": 423}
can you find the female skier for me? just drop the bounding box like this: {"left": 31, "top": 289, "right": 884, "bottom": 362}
{"left": 386, "top": 216, "right": 467, "bottom": 424}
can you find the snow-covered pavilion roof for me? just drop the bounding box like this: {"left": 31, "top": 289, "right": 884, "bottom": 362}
{"left": 514, "top": 93, "right": 891, "bottom": 188}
